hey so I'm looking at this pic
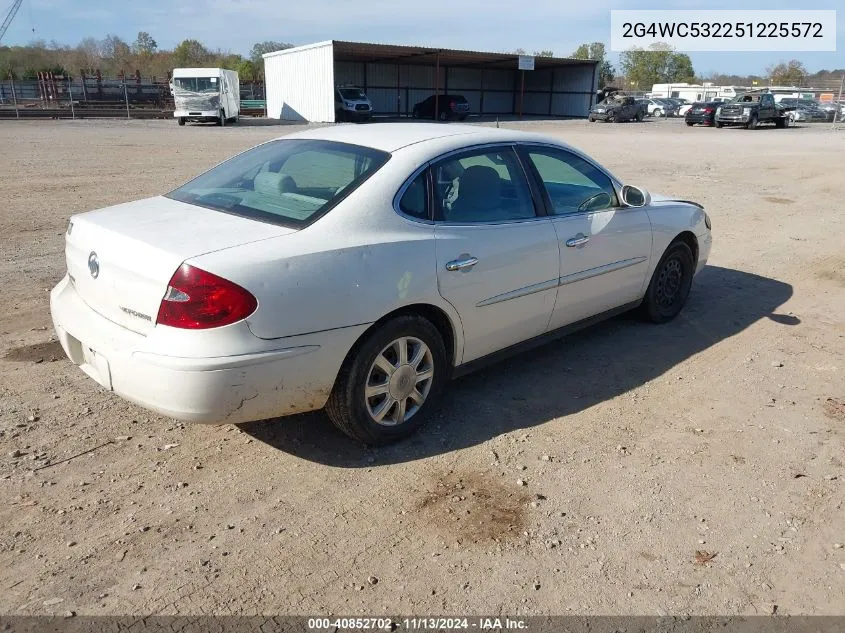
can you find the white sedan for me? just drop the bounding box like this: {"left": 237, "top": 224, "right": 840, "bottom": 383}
{"left": 50, "top": 124, "right": 712, "bottom": 444}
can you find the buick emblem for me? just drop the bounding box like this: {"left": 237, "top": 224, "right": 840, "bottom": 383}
{"left": 88, "top": 251, "right": 100, "bottom": 279}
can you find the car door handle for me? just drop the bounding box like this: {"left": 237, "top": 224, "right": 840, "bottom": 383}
{"left": 446, "top": 256, "right": 479, "bottom": 271}
{"left": 565, "top": 234, "right": 590, "bottom": 247}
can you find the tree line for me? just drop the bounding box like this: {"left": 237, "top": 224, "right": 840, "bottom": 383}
{"left": 0, "top": 33, "right": 293, "bottom": 81}
{"left": 2, "top": 33, "right": 841, "bottom": 90}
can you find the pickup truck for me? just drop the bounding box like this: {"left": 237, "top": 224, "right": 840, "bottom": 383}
{"left": 588, "top": 95, "right": 647, "bottom": 123}
{"left": 715, "top": 91, "right": 793, "bottom": 129}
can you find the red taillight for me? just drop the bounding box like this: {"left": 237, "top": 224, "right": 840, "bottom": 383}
{"left": 156, "top": 264, "right": 257, "bottom": 330}
{"left": 703, "top": 108, "right": 714, "bottom": 113}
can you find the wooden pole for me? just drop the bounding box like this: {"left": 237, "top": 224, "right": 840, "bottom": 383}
{"left": 434, "top": 51, "right": 440, "bottom": 122}
{"left": 67, "top": 76, "right": 75, "bottom": 119}
{"left": 10, "top": 77, "right": 19, "bottom": 118}
{"left": 832, "top": 73, "right": 844, "bottom": 130}
{"left": 519, "top": 70, "right": 525, "bottom": 120}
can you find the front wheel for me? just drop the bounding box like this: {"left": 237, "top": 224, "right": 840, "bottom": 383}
{"left": 746, "top": 115, "right": 758, "bottom": 130}
{"left": 218, "top": 110, "right": 225, "bottom": 127}
{"left": 177, "top": 117, "right": 185, "bottom": 126}
{"left": 326, "top": 316, "right": 448, "bottom": 444}
{"left": 715, "top": 120, "right": 723, "bottom": 128}
{"left": 685, "top": 121, "right": 694, "bottom": 126}
{"left": 635, "top": 111, "right": 644, "bottom": 122}
{"left": 653, "top": 108, "right": 663, "bottom": 118}
{"left": 640, "top": 241, "right": 695, "bottom": 324}
{"left": 588, "top": 115, "right": 596, "bottom": 122}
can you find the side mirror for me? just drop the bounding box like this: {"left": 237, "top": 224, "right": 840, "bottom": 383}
{"left": 621, "top": 185, "right": 650, "bottom": 207}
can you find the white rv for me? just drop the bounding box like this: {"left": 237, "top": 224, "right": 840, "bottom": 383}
{"left": 172, "top": 68, "right": 240, "bottom": 126}
{"left": 649, "top": 83, "right": 747, "bottom": 102}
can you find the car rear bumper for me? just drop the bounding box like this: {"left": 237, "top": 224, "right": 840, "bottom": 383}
{"left": 50, "top": 275, "right": 364, "bottom": 424}
{"left": 685, "top": 114, "right": 714, "bottom": 124}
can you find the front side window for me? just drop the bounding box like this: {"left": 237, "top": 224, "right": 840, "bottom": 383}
{"left": 526, "top": 148, "right": 617, "bottom": 215}
{"left": 432, "top": 148, "right": 536, "bottom": 223}
{"left": 167, "top": 139, "right": 390, "bottom": 228}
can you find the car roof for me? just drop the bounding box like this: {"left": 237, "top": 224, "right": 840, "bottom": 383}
{"left": 277, "top": 123, "right": 551, "bottom": 153}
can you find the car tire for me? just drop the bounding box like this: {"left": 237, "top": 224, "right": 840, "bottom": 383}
{"left": 746, "top": 115, "right": 758, "bottom": 130}
{"left": 653, "top": 108, "right": 663, "bottom": 118}
{"left": 439, "top": 111, "right": 448, "bottom": 121}
{"left": 178, "top": 117, "right": 185, "bottom": 126}
{"left": 715, "top": 120, "right": 723, "bottom": 128}
{"left": 640, "top": 240, "right": 695, "bottom": 324}
{"left": 636, "top": 111, "right": 644, "bottom": 122}
{"left": 588, "top": 115, "right": 595, "bottom": 122}
{"left": 685, "top": 121, "right": 694, "bottom": 126}
{"left": 326, "top": 316, "right": 448, "bottom": 445}
{"left": 218, "top": 110, "right": 225, "bottom": 127}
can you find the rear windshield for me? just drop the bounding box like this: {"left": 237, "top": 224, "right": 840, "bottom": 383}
{"left": 167, "top": 139, "right": 390, "bottom": 228}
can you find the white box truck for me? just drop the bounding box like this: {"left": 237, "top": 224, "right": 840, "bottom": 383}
{"left": 172, "top": 68, "right": 240, "bottom": 126}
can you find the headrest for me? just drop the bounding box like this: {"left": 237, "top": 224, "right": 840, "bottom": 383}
{"left": 254, "top": 172, "right": 296, "bottom": 196}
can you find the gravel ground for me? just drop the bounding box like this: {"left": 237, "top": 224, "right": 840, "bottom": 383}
{"left": 0, "top": 117, "right": 843, "bottom": 617}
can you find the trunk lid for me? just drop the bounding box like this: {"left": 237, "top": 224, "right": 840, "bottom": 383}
{"left": 65, "top": 196, "right": 296, "bottom": 335}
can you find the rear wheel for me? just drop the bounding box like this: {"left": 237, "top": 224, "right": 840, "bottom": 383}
{"left": 177, "top": 117, "right": 185, "bottom": 126}
{"left": 635, "top": 111, "right": 644, "bottom": 122}
{"left": 640, "top": 241, "right": 695, "bottom": 324}
{"left": 746, "top": 115, "right": 758, "bottom": 130}
{"left": 326, "top": 316, "right": 447, "bottom": 444}
{"left": 588, "top": 115, "right": 595, "bottom": 122}
{"left": 218, "top": 110, "right": 226, "bottom": 127}
{"left": 685, "top": 121, "right": 694, "bottom": 126}
{"left": 653, "top": 108, "right": 663, "bottom": 118}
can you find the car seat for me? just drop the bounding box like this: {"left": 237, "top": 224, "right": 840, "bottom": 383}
{"left": 447, "top": 165, "right": 501, "bottom": 222}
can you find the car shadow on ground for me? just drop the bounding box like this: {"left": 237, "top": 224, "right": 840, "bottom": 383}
{"left": 239, "top": 265, "right": 795, "bottom": 466}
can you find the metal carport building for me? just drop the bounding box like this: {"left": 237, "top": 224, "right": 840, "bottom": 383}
{"left": 263, "top": 40, "right": 599, "bottom": 123}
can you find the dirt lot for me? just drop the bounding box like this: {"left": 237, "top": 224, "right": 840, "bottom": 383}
{"left": 0, "top": 117, "right": 843, "bottom": 617}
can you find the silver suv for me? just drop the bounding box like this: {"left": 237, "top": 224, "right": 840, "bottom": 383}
{"left": 335, "top": 86, "right": 373, "bottom": 122}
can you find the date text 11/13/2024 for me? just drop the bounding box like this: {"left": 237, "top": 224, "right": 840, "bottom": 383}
{"left": 307, "top": 617, "right": 528, "bottom": 630}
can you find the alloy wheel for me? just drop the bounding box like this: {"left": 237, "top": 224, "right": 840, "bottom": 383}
{"left": 364, "top": 337, "right": 434, "bottom": 426}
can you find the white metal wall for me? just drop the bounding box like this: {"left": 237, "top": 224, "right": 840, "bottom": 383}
{"left": 264, "top": 41, "right": 335, "bottom": 122}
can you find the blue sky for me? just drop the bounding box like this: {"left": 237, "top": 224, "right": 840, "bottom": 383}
{"left": 3, "top": 0, "right": 843, "bottom": 75}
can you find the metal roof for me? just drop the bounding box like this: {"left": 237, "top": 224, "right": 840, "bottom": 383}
{"left": 265, "top": 40, "right": 597, "bottom": 71}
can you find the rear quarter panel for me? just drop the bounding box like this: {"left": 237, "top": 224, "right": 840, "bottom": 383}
{"left": 187, "top": 152, "right": 465, "bottom": 354}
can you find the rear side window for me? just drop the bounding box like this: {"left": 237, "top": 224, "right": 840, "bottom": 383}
{"left": 167, "top": 139, "right": 390, "bottom": 228}
{"left": 432, "top": 148, "right": 536, "bottom": 223}
{"left": 398, "top": 171, "right": 429, "bottom": 220}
